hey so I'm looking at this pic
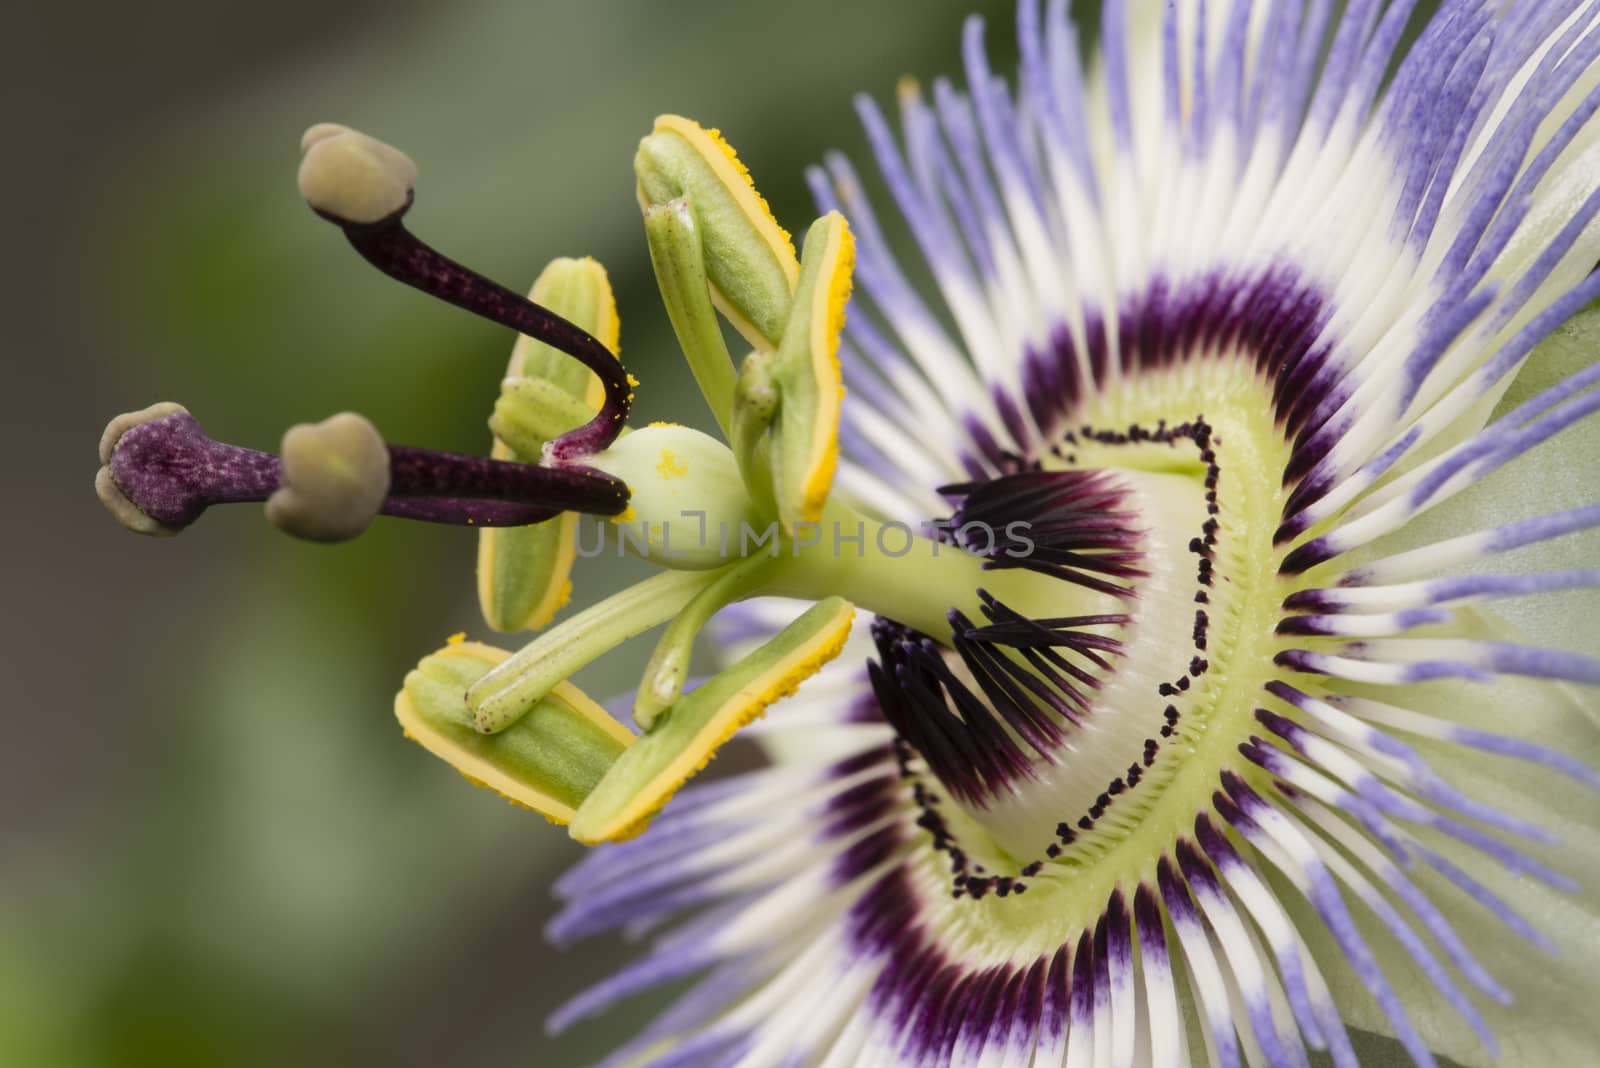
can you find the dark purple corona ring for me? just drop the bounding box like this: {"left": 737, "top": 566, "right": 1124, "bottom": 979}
{"left": 94, "top": 2, "right": 1600, "bottom": 1067}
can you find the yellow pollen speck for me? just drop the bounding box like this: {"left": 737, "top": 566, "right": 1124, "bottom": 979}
{"left": 647, "top": 420, "right": 682, "bottom": 428}
{"left": 610, "top": 505, "right": 638, "bottom": 524}
{"left": 446, "top": 631, "right": 467, "bottom": 645}
{"left": 657, "top": 449, "right": 689, "bottom": 479}
{"left": 627, "top": 373, "right": 641, "bottom": 388}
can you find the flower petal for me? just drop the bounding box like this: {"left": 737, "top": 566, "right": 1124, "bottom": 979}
{"left": 1355, "top": 307, "right": 1600, "bottom": 659}
{"left": 1293, "top": 607, "right": 1600, "bottom": 1067}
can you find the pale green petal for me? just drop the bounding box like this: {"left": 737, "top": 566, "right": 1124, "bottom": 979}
{"left": 1294, "top": 609, "right": 1600, "bottom": 1068}
{"left": 1358, "top": 309, "right": 1600, "bottom": 660}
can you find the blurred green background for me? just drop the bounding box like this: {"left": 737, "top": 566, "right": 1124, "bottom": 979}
{"left": 3, "top": 1, "right": 1018, "bottom": 1065}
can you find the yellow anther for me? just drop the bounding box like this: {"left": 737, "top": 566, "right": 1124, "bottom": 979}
{"left": 771, "top": 212, "right": 853, "bottom": 530}
{"left": 653, "top": 116, "right": 797, "bottom": 274}
{"left": 395, "top": 641, "right": 632, "bottom": 825}
{"left": 478, "top": 257, "right": 619, "bottom": 633}
{"left": 569, "top": 598, "right": 854, "bottom": 844}
{"left": 636, "top": 116, "right": 800, "bottom": 350}
{"left": 806, "top": 218, "right": 853, "bottom": 518}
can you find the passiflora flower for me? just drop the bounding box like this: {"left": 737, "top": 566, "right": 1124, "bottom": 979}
{"left": 95, "top": 1, "right": 1600, "bottom": 1065}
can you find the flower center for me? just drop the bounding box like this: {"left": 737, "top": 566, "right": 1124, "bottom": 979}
{"left": 869, "top": 354, "right": 1306, "bottom": 954}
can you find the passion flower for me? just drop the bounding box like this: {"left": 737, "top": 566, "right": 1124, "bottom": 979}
{"left": 96, "top": 2, "right": 1600, "bottom": 1065}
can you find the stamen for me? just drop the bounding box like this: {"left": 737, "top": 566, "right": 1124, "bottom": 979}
{"left": 642, "top": 200, "right": 738, "bottom": 435}
{"left": 468, "top": 569, "right": 716, "bottom": 734}
{"left": 96, "top": 406, "right": 628, "bottom": 541}
{"left": 395, "top": 639, "right": 633, "bottom": 825}
{"left": 634, "top": 554, "right": 779, "bottom": 729}
{"left": 569, "top": 597, "right": 856, "bottom": 844}
{"left": 299, "top": 124, "right": 632, "bottom": 459}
